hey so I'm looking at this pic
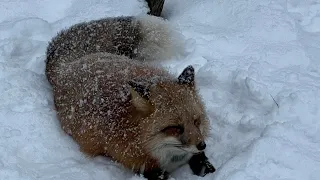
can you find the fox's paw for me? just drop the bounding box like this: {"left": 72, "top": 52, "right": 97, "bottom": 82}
{"left": 201, "top": 160, "right": 216, "bottom": 176}
{"left": 189, "top": 152, "right": 216, "bottom": 177}
{"left": 143, "top": 168, "right": 169, "bottom": 180}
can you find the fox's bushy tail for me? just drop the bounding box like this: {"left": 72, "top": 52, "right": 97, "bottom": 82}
{"left": 134, "top": 15, "right": 186, "bottom": 62}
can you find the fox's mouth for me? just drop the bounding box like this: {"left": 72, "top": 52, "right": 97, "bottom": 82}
{"left": 177, "top": 146, "right": 202, "bottom": 155}
{"left": 152, "top": 143, "right": 202, "bottom": 155}
{"left": 147, "top": 137, "right": 204, "bottom": 161}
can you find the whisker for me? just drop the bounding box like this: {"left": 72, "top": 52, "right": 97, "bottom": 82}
{"left": 150, "top": 143, "right": 184, "bottom": 152}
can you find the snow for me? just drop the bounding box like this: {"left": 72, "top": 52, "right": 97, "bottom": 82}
{"left": 0, "top": 0, "right": 320, "bottom": 179}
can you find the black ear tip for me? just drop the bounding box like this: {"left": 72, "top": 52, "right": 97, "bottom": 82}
{"left": 183, "top": 65, "right": 195, "bottom": 75}
{"left": 128, "top": 80, "right": 150, "bottom": 99}
{"left": 186, "top": 65, "right": 194, "bottom": 71}
{"left": 178, "top": 65, "right": 195, "bottom": 85}
{"left": 128, "top": 80, "right": 136, "bottom": 87}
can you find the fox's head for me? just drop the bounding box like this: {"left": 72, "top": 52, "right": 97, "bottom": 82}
{"left": 128, "top": 65, "right": 210, "bottom": 171}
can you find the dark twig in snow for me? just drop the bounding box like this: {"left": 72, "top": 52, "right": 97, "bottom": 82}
{"left": 270, "top": 94, "right": 279, "bottom": 108}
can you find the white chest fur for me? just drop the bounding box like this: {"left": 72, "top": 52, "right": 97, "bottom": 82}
{"left": 163, "top": 152, "right": 193, "bottom": 172}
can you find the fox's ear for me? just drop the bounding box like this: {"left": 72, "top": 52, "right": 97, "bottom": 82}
{"left": 128, "top": 81, "right": 152, "bottom": 112}
{"left": 128, "top": 81, "right": 150, "bottom": 99}
{"left": 178, "top": 65, "right": 195, "bottom": 86}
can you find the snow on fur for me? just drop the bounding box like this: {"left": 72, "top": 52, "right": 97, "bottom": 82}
{"left": 0, "top": 0, "right": 320, "bottom": 180}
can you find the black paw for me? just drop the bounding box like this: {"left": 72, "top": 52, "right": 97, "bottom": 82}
{"left": 202, "top": 160, "right": 216, "bottom": 175}
{"left": 143, "top": 168, "right": 169, "bottom": 180}
{"left": 189, "top": 152, "right": 216, "bottom": 177}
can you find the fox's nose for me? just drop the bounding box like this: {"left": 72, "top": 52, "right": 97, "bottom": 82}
{"left": 196, "top": 141, "right": 206, "bottom": 151}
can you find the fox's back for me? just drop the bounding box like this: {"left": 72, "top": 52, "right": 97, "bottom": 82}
{"left": 46, "top": 17, "right": 139, "bottom": 65}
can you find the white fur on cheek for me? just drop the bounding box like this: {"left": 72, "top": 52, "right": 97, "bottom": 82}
{"left": 147, "top": 136, "right": 193, "bottom": 172}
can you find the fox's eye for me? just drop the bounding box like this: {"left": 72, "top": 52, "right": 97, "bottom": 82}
{"left": 194, "top": 118, "right": 201, "bottom": 127}
{"left": 161, "top": 125, "right": 184, "bottom": 136}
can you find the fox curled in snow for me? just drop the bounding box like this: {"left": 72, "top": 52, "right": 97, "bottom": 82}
{"left": 45, "top": 15, "right": 216, "bottom": 180}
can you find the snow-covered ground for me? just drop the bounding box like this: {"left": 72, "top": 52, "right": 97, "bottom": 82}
{"left": 1, "top": 0, "right": 320, "bottom": 179}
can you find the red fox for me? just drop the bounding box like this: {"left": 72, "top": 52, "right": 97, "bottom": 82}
{"left": 45, "top": 15, "right": 215, "bottom": 180}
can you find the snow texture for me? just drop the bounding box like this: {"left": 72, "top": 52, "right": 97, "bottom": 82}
{"left": 0, "top": 0, "right": 320, "bottom": 180}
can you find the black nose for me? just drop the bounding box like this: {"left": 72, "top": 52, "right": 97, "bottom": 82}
{"left": 196, "top": 141, "right": 206, "bottom": 150}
